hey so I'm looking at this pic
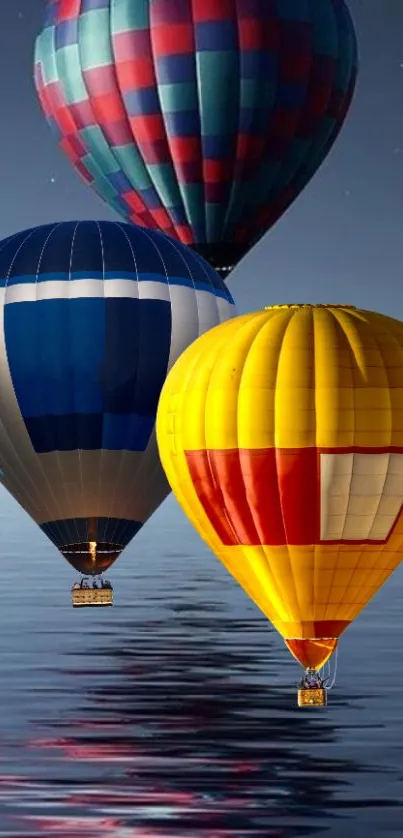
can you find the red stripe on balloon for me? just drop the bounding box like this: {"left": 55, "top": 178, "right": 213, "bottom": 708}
{"left": 184, "top": 447, "right": 320, "bottom": 546}
{"left": 275, "top": 448, "right": 320, "bottom": 544}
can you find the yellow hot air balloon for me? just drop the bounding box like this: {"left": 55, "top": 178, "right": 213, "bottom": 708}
{"left": 156, "top": 304, "right": 403, "bottom": 706}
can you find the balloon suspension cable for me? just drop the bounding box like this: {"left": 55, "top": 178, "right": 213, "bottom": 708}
{"left": 320, "top": 645, "right": 339, "bottom": 691}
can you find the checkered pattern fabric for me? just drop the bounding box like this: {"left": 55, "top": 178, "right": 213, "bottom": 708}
{"left": 35, "top": 0, "right": 358, "bottom": 252}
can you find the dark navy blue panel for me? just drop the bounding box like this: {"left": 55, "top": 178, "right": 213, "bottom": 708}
{"left": 103, "top": 297, "right": 171, "bottom": 413}
{"left": 5, "top": 299, "right": 105, "bottom": 417}
{"left": 55, "top": 18, "right": 78, "bottom": 49}
{"left": 164, "top": 110, "right": 200, "bottom": 138}
{"left": 169, "top": 206, "right": 188, "bottom": 226}
{"left": 100, "top": 220, "right": 138, "bottom": 274}
{"left": 0, "top": 220, "right": 233, "bottom": 302}
{"left": 5, "top": 297, "right": 172, "bottom": 453}
{"left": 44, "top": 1, "right": 58, "bottom": 25}
{"left": 41, "top": 518, "right": 83, "bottom": 546}
{"left": 202, "top": 135, "right": 235, "bottom": 159}
{"left": 129, "top": 298, "right": 171, "bottom": 412}
{"left": 116, "top": 224, "right": 166, "bottom": 276}
{"left": 108, "top": 170, "right": 134, "bottom": 194}
{"left": 242, "top": 50, "right": 277, "bottom": 79}
{"left": 277, "top": 82, "right": 307, "bottom": 109}
{"left": 70, "top": 221, "right": 104, "bottom": 275}
{"left": 137, "top": 187, "right": 163, "bottom": 211}
{"left": 195, "top": 21, "right": 238, "bottom": 51}
{"left": 37, "top": 221, "right": 79, "bottom": 276}
{"left": 101, "top": 412, "right": 155, "bottom": 451}
{"left": 5, "top": 302, "right": 44, "bottom": 418}
{"left": 25, "top": 414, "right": 103, "bottom": 453}
{"left": 239, "top": 107, "right": 269, "bottom": 133}
{"left": 189, "top": 248, "right": 230, "bottom": 294}
{"left": 5, "top": 225, "right": 59, "bottom": 282}
{"left": 67, "top": 298, "right": 105, "bottom": 415}
{"left": 124, "top": 88, "right": 160, "bottom": 117}
{"left": 41, "top": 517, "right": 142, "bottom": 548}
{"left": 102, "top": 295, "right": 141, "bottom": 414}
{"left": 156, "top": 55, "right": 194, "bottom": 85}
{"left": 151, "top": 229, "right": 196, "bottom": 285}
{"left": 335, "top": 0, "right": 356, "bottom": 34}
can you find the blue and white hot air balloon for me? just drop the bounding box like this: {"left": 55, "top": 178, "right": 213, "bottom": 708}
{"left": 0, "top": 220, "right": 236, "bottom": 598}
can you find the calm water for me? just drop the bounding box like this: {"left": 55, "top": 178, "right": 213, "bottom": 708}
{"left": 0, "top": 490, "right": 402, "bottom": 837}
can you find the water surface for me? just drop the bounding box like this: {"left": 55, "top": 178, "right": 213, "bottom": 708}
{"left": 0, "top": 490, "right": 402, "bottom": 837}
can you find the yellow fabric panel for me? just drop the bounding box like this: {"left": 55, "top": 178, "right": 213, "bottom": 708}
{"left": 161, "top": 304, "right": 403, "bottom": 451}
{"left": 220, "top": 540, "right": 403, "bottom": 636}
{"left": 184, "top": 313, "right": 268, "bottom": 450}
{"left": 157, "top": 356, "right": 281, "bottom": 626}
{"left": 168, "top": 316, "right": 239, "bottom": 451}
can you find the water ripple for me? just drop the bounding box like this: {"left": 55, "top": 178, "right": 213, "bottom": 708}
{"left": 1, "top": 505, "right": 403, "bottom": 836}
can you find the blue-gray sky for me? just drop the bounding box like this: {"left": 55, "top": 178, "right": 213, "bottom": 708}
{"left": 1, "top": 0, "right": 402, "bottom": 317}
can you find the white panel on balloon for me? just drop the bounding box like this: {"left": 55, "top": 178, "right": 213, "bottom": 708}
{"left": 320, "top": 452, "right": 403, "bottom": 541}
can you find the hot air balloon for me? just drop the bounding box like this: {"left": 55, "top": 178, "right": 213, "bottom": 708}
{"left": 34, "top": 0, "right": 357, "bottom": 279}
{"left": 0, "top": 220, "right": 235, "bottom": 606}
{"left": 157, "top": 304, "right": 403, "bottom": 705}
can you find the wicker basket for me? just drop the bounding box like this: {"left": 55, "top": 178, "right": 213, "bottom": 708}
{"left": 298, "top": 688, "right": 327, "bottom": 707}
{"left": 72, "top": 587, "right": 113, "bottom": 607}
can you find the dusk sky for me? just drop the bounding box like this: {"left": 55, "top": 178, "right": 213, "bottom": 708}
{"left": 1, "top": 1, "right": 402, "bottom": 317}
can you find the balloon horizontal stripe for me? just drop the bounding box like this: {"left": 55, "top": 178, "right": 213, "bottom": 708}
{"left": 184, "top": 448, "right": 403, "bottom": 546}
{"left": 0, "top": 269, "right": 230, "bottom": 292}
{"left": 22, "top": 413, "right": 156, "bottom": 454}
{"left": 0, "top": 277, "right": 233, "bottom": 303}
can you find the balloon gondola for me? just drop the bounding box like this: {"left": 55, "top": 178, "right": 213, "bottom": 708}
{"left": 297, "top": 668, "right": 328, "bottom": 706}
{"left": 298, "top": 686, "right": 327, "bottom": 708}
{"left": 0, "top": 220, "right": 236, "bottom": 604}
{"left": 157, "top": 304, "right": 403, "bottom": 704}
{"left": 71, "top": 573, "right": 113, "bottom": 608}
{"left": 34, "top": 0, "right": 358, "bottom": 279}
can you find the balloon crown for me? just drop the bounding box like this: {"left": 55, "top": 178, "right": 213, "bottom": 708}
{"left": 264, "top": 304, "right": 357, "bottom": 311}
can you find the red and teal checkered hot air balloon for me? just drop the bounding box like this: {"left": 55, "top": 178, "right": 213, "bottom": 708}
{"left": 34, "top": 0, "right": 358, "bottom": 278}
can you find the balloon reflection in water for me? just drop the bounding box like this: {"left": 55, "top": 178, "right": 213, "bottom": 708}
{"left": 15, "top": 608, "right": 363, "bottom": 836}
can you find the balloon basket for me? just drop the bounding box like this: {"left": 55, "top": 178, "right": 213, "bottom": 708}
{"left": 298, "top": 688, "right": 327, "bottom": 707}
{"left": 72, "top": 587, "right": 113, "bottom": 608}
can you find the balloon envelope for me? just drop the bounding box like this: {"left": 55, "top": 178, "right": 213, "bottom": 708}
{"left": 156, "top": 304, "right": 403, "bottom": 668}
{"left": 34, "top": 0, "right": 357, "bottom": 277}
{"left": 0, "top": 220, "right": 235, "bottom": 574}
